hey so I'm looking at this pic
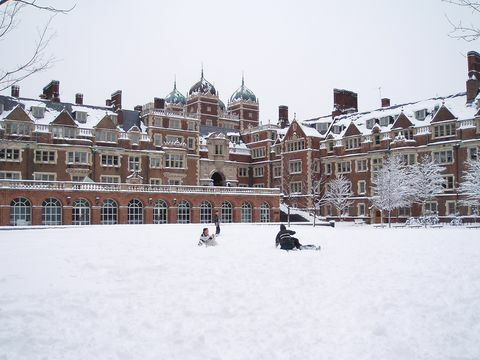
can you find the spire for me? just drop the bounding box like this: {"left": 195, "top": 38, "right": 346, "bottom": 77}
{"left": 174, "top": 75, "right": 177, "bottom": 90}
{"left": 201, "top": 63, "right": 204, "bottom": 80}
{"left": 241, "top": 71, "right": 245, "bottom": 88}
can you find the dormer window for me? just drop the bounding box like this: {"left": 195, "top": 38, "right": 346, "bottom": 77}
{"left": 332, "top": 125, "right": 343, "bottom": 134}
{"left": 110, "top": 114, "right": 118, "bottom": 125}
{"left": 317, "top": 122, "right": 330, "bottom": 134}
{"left": 366, "top": 119, "right": 375, "bottom": 129}
{"left": 31, "top": 106, "right": 45, "bottom": 119}
{"left": 379, "top": 116, "right": 392, "bottom": 127}
{"left": 415, "top": 109, "right": 427, "bottom": 121}
{"left": 75, "top": 111, "right": 88, "bottom": 124}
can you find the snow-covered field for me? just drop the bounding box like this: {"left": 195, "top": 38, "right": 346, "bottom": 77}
{"left": 1, "top": 223, "right": 480, "bottom": 360}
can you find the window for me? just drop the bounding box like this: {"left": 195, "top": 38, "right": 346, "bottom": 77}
{"left": 290, "top": 182, "right": 302, "bottom": 194}
{"left": 328, "top": 141, "right": 334, "bottom": 152}
{"left": 100, "top": 176, "right": 120, "bottom": 183}
{"left": 313, "top": 160, "right": 320, "bottom": 173}
{"left": 67, "top": 151, "right": 89, "bottom": 165}
{"left": 34, "top": 150, "right": 56, "bottom": 164}
{"left": 168, "top": 179, "right": 181, "bottom": 185}
{"left": 169, "top": 119, "right": 181, "bottom": 129}
{"left": 128, "top": 156, "right": 141, "bottom": 171}
{"left": 238, "top": 167, "right": 248, "bottom": 177}
{"left": 289, "top": 160, "right": 302, "bottom": 174}
{"left": 251, "top": 147, "right": 266, "bottom": 159}
{"left": 187, "top": 138, "right": 195, "bottom": 150}
{"left": 10, "top": 197, "right": 31, "bottom": 226}
{"left": 206, "top": 106, "right": 212, "bottom": 112}
{"left": 445, "top": 201, "right": 457, "bottom": 216}
{"left": 31, "top": 106, "right": 45, "bottom": 118}
{"left": 187, "top": 121, "right": 195, "bottom": 131}
{"left": 72, "top": 175, "right": 85, "bottom": 182}
{"left": 357, "top": 203, "right": 366, "bottom": 216}
{"left": 101, "top": 199, "right": 118, "bottom": 225}
{"left": 260, "top": 203, "right": 270, "bottom": 222}
{"left": 337, "top": 161, "right": 351, "bottom": 174}
{"left": 356, "top": 159, "right": 368, "bottom": 172}
{"left": 154, "top": 118, "right": 162, "bottom": 127}
{"left": 5, "top": 122, "right": 30, "bottom": 135}
{"left": 165, "top": 154, "right": 184, "bottom": 168}
{"left": 129, "top": 133, "right": 139, "bottom": 145}
{"left": 42, "top": 198, "right": 62, "bottom": 225}
{"left": 324, "top": 163, "right": 332, "bottom": 175}
{"left": 153, "top": 134, "right": 162, "bottom": 146}
{"left": 96, "top": 130, "right": 117, "bottom": 143}
{"left": 433, "top": 123, "right": 456, "bottom": 138}
{"left": 433, "top": 150, "right": 453, "bottom": 164}
{"left": 400, "top": 153, "right": 416, "bottom": 165}
{"left": 273, "top": 166, "right": 282, "bottom": 178}
{"left": 398, "top": 206, "right": 411, "bottom": 217}
{"left": 371, "top": 158, "right": 383, "bottom": 177}
{"left": 374, "top": 134, "right": 381, "bottom": 145}
{"left": 424, "top": 201, "right": 438, "bottom": 215}
{"left": 153, "top": 200, "right": 168, "bottom": 224}
{"left": 128, "top": 199, "right": 143, "bottom": 224}
{"left": 345, "top": 137, "right": 361, "bottom": 150}
{"left": 214, "top": 144, "right": 224, "bottom": 155}
{"left": 415, "top": 109, "right": 427, "bottom": 120}
{"left": 442, "top": 175, "right": 455, "bottom": 190}
{"left": 166, "top": 135, "right": 183, "bottom": 144}
{"left": 200, "top": 201, "right": 212, "bottom": 224}
{"left": 0, "top": 171, "right": 21, "bottom": 180}
{"left": 468, "top": 147, "right": 478, "bottom": 161}
{"left": 241, "top": 202, "right": 252, "bottom": 223}
{"left": 101, "top": 154, "right": 120, "bottom": 167}
{"left": 177, "top": 201, "right": 190, "bottom": 224}
{"left": 252, "top": 133, "right": 260, "bottom": 142}
{"left": 253, "top": 184, "right": 265, "bottom": 188}
{"left": 150, "top": 156, "right": 162, "bottom": 168}
{"left": 75, "top": 111, "right": 88, "bottom": 123}
{"left": 0, "top": 148, "right": 21, "bottom": 162}
{"left": 379, "top": 116, "right": 392, "bottom": 126}
{"left": 221, "top": 201, "right": 232, "bottom": 223}
{"left": 52, "top": 126, "right": 76, "bottom": 138}
{"left": 72, "top": 199, "right": 90, "bottom": 225}
{"left": 150, "top": 178, "right": 162, "bottom": 185}
{"left": 253, "top": 166, "right": 264, "bottom": 177}
{"left": 33, "top": 173, "right": 56, "bottom": 181}
{"left": 286, "top": 139, "right": 305, "bottom": 152}
{"left": 357, "top": 180, "right": 366, "bottom": 195}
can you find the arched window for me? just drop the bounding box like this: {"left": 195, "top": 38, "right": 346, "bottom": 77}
{"left": 72, "top": 199, "right": 90, "bottom": 225}
{"left": 153, "top": 200, "right": 168, "bottom": 224}
{"left": 177, "top": 200, "right": 190, "bottom": 224}
{"left": 241, "top": 202, "right": 252, "bottom": 223}
{"left": 101, "top": 199, "right": 118, "bottom": 225}
{"left": 128, "top": 199, "right": 143, "bottom": 224}
{"left": 10, "top": 197, "right": 31, "bottom": 226}
{"left": 260, "top": 202, "right": 270, "bottom": 223}
{"left": 42, "top": 198, "right": 62, "bottom": 225}
{"left": 200, "top": 201, "right": 212, "bottom": 223}
{"left": 221, "top": 201, "right": 232, "bottom": 223}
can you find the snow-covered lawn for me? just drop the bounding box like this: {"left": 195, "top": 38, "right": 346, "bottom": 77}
{"left": 1, "top": 223, "right": 480, "bottom": 360}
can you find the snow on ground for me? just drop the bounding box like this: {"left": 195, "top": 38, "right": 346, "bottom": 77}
{"left": 1, "top": 223, "right": 480, "bottom": 360}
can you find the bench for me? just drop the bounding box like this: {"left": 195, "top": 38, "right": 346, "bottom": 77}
{"left": 430, "top": 224, "right": 443, "bottom": 228}
{"left": 354, "top": 219, "right": 366, "bottom": 225}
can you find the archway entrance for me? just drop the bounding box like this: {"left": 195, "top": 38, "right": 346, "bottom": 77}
{"left": 211, "top": 172, "right": 224, "bottom": 186}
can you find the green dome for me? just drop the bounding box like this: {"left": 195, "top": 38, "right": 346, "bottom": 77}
{"left": 229, "top": 76, "right": 257, "bottom": 103}
{"left": 165, "top": 81, "right": 186, "bottom": 106}
{"left": 189, "top": 69, "right": 217, "bottom": 96}
{"left": 218, "top": 98, "right": 226, "bottom": 111}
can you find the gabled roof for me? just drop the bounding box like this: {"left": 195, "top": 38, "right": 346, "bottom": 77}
{"left": 431, "top": 105, "right": 457, "bottom": 123}
{"left": 4, "top": 105, "right": 33, "bottom": 122}
{"left": 51, "top": 109, "right": 77, "bottom": 127}
{"left": 127, "top": 125, "right": 141, "bottom": 132}
{"left": 344, "top": 122, "right": 361, "bottom": 136}
{"left": 95, "top": 115, "right": 118, "bottom": 130}
{"left": 391, "top": 112, "right": 413, "bottom": 129}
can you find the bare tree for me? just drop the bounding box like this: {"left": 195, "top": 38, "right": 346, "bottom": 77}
{"left": 0, "top": 0, "right": 74, "bottom": 91}
{"left": 458, "top": 158, "right": 480, "bottom": 211}
{"left": 324, "top": 174, "right": 354, "bottom": 220}
{"left": 443, "top": 0, "right": 480, "bottom": 41}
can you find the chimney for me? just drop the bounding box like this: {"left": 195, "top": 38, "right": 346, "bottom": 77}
{"left": 154, "top": 97, "right": 165, "bottom": 109}
{"left": 42, "top": 80, "right": 60, "bottom": 102}
{"left": 134, "top": 105, "right": 143, "bottom": 112}
{"left": 332, "top": 88, "right": 358, "bottom": 118}
{"left": 466, "top": 51, "right": 480, "bottom": 103}
{"left": 278, "top": 105, "right": 289, "bottom": 129}
{"left": 75, "top": 93, "right": 83, "bottom": 105}
{"left": 106, "top": 99, "right": 112, "bottom": 106}
{"left": 110, "top": 90, "right": 122, "bottom": 111}
{"left": 381, "top": 98, "right": 390, "bottom": 108}
{"left": 11, "top": 85, "right": 20, "bottom": 98}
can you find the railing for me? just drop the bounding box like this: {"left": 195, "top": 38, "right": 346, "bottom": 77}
{"left": 34, "top": 124, "right": 50, "bottom": 133}
{"left": 458, "top": 119, "right": 476, "bottom": 128}
{"left": 0, "top": 179, "right": 281, "bottom": 196}
{"left": 219, "top": 113, "right": 240, "bottom": 121}
{"left": 78, "top": 128, "right": 93, "bottom": 137}
{"left": 143, "top": 108, "right": 200, "bottom": 120}
{"left": 415, "top": 126, "right": 430, "bottom": 135}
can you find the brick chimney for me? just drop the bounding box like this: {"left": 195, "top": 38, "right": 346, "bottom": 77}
{"left": 466, "top": 51, "right": 480, "bottom": 103}
{"left": 75, "top": 93, "right": 83, "bottom": 105}
{"left": 134, "top": 105, "right": 143, "bottom": 112}
{"left": 110, "top": 90, "right": 122, "bottom": 111}
{"left": 42, "top": 80, "right": 60, "bottom": 102}
{"left": 154, "top": 97, "right": 165, "bottom": 110}
{"left": 381, "top": 98, "right": 390, "bottom": 108}
{"left": 278, "top": 105, "right": 289, "bottom": 129}
{"left": 11, "top": 85, "right": 19, "bottom": 98}
{"left": 332, "top": 89, "right": 358, "bottom": 118}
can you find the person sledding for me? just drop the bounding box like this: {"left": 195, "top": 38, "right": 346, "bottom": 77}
{"left": 198, "top": 227, "right": 218, "bottom": 247}
{"left": 275, "top": 224, "right": 320, "bottom": 251}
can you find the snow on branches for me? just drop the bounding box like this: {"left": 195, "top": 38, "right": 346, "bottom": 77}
{"left": 459, "top": 158, "right": 480, "bottom": 208}
{"left": 324, "top": 174, "right": 353, "bottom": 219}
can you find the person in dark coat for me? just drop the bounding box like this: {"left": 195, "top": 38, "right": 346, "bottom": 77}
{"left": 275, "top": 224, "right": 302, "bottom": 250}
{"left": 213, "top": 211, "right": 220, "bottom": 236}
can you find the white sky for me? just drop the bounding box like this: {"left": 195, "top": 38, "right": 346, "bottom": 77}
{"left": 1, "top": 0, "right": 478, "bottom": 123}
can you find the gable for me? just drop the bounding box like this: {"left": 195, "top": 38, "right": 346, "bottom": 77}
{"left": 128, "top": 125, "right": 141, "bottom": 133}
{"left": 431, "top": 105, "right": 456, "bottom": 123}
{"left": 5, "top": 105, "right": 33, "bottom": 122}
{"left": 51, "top": 110, "right": 77, "bottom": 127}
{"left": 344, "top": 122, "right": 361, "bottom": 136}
{"left": 392, "top": 113, "right": 413, "bottom": 129}
{"left": 284, "top": 121, "right": 305, "bottom": 140}
{"left": 95, "top": 115, "right": 117, "bottom": 130}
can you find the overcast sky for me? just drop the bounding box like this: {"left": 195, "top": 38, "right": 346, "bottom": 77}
{"left": 1, "top": 0, "right": 477, "bottom": 123}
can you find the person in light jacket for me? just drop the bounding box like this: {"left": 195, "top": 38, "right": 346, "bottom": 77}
{"left": 198, "top": 227, "right": 218, "bottom": 247}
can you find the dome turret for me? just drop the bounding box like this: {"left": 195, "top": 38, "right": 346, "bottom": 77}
{"left": 189, "top": 69, "right": 217, "bottom": 96}
{"left": 165, "top": 80, "right": 186, "bottom": 106}
{"left": 229, "top": 75, "right": 257, "bottom": 103}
